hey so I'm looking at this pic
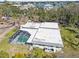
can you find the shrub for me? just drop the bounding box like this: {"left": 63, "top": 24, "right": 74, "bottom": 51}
{"left": 0, "top": 51, "right": 9, "bottom": 58}
{"left": 13, "top": 53, "right": 26, "bottom": 58}
{"left": 31, "top": 48, "right": 57, "bottom": 58}
{"left": 75, "top": 34, "right": 79, "bottom": 38}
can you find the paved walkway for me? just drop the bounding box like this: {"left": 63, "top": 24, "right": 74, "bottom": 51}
{"left": 0, "top": 26, "right": 15, "bottom": 42}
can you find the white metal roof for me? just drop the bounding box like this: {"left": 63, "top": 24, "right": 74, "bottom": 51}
{"left": 34, "top": 28, "right": 62, "bottom": 43}
{"left": 44, "top": 4, "right": 53, "bottom": 7}
{"left": 40, "top": 22, "right": 59, "bottom": 29}
{"left": 20, "top": 22, "right": 63, "bottom": 47}
{"left": 33, "top": 28, "right": 63, "bottom": 47}
{"left": 21, "top": 22, "right": 41, "bottom": 29}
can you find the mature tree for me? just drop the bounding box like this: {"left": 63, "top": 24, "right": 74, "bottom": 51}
{"left": 0, "top": 2, "right": 21, "bottom": 18}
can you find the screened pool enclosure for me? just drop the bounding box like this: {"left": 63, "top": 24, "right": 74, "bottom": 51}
{"left": 9, "top": 30, "right": 31, "bottom": 44}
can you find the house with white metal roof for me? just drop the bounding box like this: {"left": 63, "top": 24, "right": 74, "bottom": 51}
{"left": 20, "top": 22, "right": 63, "bottom": 52}
{"left": 44, "top": 4, "right": 53, "bottom": 10}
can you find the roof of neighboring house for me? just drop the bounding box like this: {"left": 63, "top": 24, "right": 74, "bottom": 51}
{"left": 44, "top": 4, "right": 53, "bottom": 7}
{"left": 20, "top": 22, "right": 63, "bottom": 48}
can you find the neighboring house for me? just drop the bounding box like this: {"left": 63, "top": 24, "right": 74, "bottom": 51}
{"left": 19, "top": 5, "right": 28, "bottom": 10}
{"left": 44, "top": 4, "right": 53, "bottom": 10}
{"left": 12, "top": 4, "right": 21, "bottom": 7}
{"left": 20, "top": 3, "right": 36, "bottom": 10}
{"left": 10, "top": 22, "right": 63, "bottom": 52}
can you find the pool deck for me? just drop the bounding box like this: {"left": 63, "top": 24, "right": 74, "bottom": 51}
{"left": 11, "top": 35, "right": 20, "bottom": 44}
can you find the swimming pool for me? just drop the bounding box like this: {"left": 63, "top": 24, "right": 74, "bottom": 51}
{"left": 9, "top": 30, "right": 31, "bottom": 44}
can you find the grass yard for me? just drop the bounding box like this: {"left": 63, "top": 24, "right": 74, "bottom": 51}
{"left": 61, "top": 27, "right": 79, "bottom": 49}
{"left": 0, "top": 28, "right": 18, "bottom": 51}
{"left": 60, "top": 26, "right": 79, "bottom": 57}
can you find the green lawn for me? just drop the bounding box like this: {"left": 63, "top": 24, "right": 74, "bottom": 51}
{"left": 60, "top": 26, "right": 79, "bottom": 57}
{"left": 0, "top": 28, "right": 18, "bottom": 51}
{"left": 60, "top": 26, "right": 79, "bottom": 50}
